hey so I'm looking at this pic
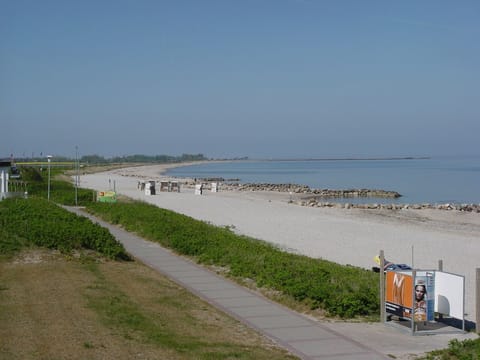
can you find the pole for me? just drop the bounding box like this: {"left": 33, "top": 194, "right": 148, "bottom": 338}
{"left": 438, "top": 260, "right": 443, "bottom": 321}
{"left": 75, "top": 146, "right": 78, "bottom": 206}
{"left": 47, "top": 156, "right": 51, "bottom": 201}
{"left": 476, "top": 268, "right": 480, "bottom": 334}
{"left": 380, "top": 250, "right": 385, "bottom": 323}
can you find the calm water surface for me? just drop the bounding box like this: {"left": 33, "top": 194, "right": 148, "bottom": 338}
{"left": 166, "top": 156, "right": 480, "bottom": 204}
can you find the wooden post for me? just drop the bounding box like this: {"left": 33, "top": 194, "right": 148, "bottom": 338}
{"left": 438, "top": 260, "right": 443, "bottom": 321}
{"left": 476, "top": 268, "right": 480, "bottom": 334}
{"left": 380, "top": 250, "right": 385, "bottom": 323}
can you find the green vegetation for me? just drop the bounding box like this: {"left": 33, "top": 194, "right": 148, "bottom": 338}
{"left": 21, "top": 166, "right": 95, "bottom": 205}
{"left": 83, "top": 261, "right": 294, "bottom": 359}
{"left": 0, "top": 250, "right": 295, "bottom": 359}
{"left": 0, "top": 197, "right": 128, "bottom": 260}
{"left": 11, "top": 165, "right": 379, "bottom": 317}
{"left": 91, "top": 153, "right": 208, "bottom": 164}
{"left": 86, "top": 201, "right": 379, "bottom": 318}
{"left": 15, "top": 153, "right": 208, "bottom": 165}
{"left": 1, "top": 167, "right": 294, "bottom": 359}
{"left": 417, "top": 338, "right": 480, "bottom": 360}
{"left": 19, "top": 166, "right": 44, "bottom": 182}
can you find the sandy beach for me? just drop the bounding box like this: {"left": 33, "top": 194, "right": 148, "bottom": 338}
{"left": 79, "top": 163, "right": 480, "bottom": 324}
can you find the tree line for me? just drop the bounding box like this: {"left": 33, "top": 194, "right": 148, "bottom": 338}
{"left": 81, "top": 153, "right": 207, "bottom": 164}
{"left": 8, "top": 153, "right": 208, "bottom": 164}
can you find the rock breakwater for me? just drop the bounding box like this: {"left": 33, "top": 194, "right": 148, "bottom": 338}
{"left": 173, "top": 180, "right": 480, "bottom": 213}
{"left": 221, "top": 183, "right": 401, "bottom": 198}
{"left": 296, "top": 199, "right": 480, "bottom": 213}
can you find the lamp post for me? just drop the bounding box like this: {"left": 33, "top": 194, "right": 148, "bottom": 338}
{"left": 75, "top": 146, "right": 78, "bottom": 206}
{"left": 47, "top": 155, "right": 52, "bottom": 200}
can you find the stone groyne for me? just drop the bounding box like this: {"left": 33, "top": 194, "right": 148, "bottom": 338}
{"left": 219, "top": 182, "right": 401, "bottom": 198}
{"left": 295, "top": 198, "right": 480, "bottom": 213}
{"left": 175, "top": 180, "right": 480, "bottom": 213}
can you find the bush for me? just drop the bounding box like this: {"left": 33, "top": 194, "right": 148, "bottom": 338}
{"left": 20, "top": 166, "right": 43, "bottom": 182}
{"left": 420, "top": 338, "right": 480, "bottom": 359}
{"left": 0, "top": 197, "right": 129, "bottom": 260}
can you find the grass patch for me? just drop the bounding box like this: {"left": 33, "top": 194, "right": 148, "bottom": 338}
{"left": 417, "top": 338, "right": 480, "bottom": 360}
{"left": 0, "top": 250, "right": 295, "bottom": 359}
{"left": 85, "top": 261, "right": 222, "bottom": 354}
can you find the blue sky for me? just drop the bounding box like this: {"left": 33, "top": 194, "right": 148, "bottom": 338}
{"left": 1, "top": 0, "right": 479, "bottom": 159}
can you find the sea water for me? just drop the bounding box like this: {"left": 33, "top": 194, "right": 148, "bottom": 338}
{"left": 166, "top": 156, "right": 480, "bottom": 204}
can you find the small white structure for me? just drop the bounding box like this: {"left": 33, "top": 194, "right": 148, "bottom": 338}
{"left": 194, "top": 184, "right": 203, "bottom": 195}
{"left": 211, "top": 182, "right": 218, "bottom": 192}
{"left": 170, "top": 181, "right": 180, "bottom": 192}
{"left": 1, "top": 171, "right": 9, "bottom": 199}
{"left": 145, "top": 180, "right": 156, "bottom": 195}
{"left": 159, "top": 181, "right": 169, "bottom": 192}
{"left": 1, "top": 168, "right": 27, "bottom": 200}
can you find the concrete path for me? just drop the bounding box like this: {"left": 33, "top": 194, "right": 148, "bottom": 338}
{"left": 65, "top": 206, "right": 476, "bottom": 360}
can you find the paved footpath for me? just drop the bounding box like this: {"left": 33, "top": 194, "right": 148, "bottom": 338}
{"left": 66, "top": 206, "right": 476, "bottom": 360}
